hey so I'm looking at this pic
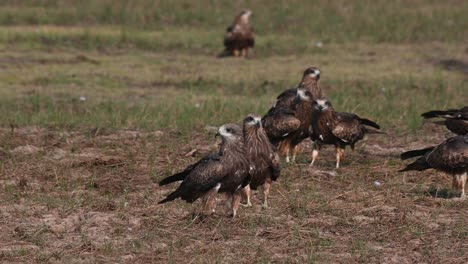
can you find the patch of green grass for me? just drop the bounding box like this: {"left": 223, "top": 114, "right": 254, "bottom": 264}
{"left": 0, "top": 1, "right": 467, "bottom": 44}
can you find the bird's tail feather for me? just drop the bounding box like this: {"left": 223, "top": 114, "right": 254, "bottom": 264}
{"left": 400, "top": 147, "right": 434, "bottom": 160}
{"left": 421, "top": 110, "right": 450, "bottom": 119}
{"left": 399, "top": 159, "right": 430, "bottom": 172}
{"left": 158, "top": 189, "right": 182, "bottom": 204}
{"left": 159, "top": 171, "right": 188, "bottom": 186}
{"left": 359, "top": 118, "right": 380, "bottom": 129}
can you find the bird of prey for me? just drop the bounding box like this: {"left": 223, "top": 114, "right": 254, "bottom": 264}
{"left": 422, "top": 106, "right": 468, "bottom": 135}
{"left": 242, "top": 114, "right": 281, "bottom": 208}
{"left": 400, "top": 135, "right": 468, "bottom": 198}
{"left": 220, "top": 10, "right": 254, "bottom": 58}
{"left": 262, "top": 67, "right": 322, "bottom": 162}
{"left": 310, "top": 97, "right": 381, "bottom": 168}
{"left": 158, "top": 124, "right": 251, "bottom": 217}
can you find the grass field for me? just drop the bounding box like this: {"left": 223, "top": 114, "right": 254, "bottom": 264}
{"left": 0, "top": 1, "right": 467, "bottom": 263}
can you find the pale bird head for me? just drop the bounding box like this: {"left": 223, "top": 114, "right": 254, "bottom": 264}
{"left": 243, "top": 113, "right": 262, "bottom": 129}
{"left": 313, "top": 97, "right": 332, "bottom": 112}
{"left": 241, "top": 9, "right": 253, "bottom": 18}
{"left": 297, "top": 89, "right": 312, "bottom": 101}
{"left": 216, "top": 123, "right": 243, "bottom": 140}
{"left": 238, "top": 9, "right": 252, "bottom": 23}
{"left": 303, "top": 66, "right": 321, "bottom": 81}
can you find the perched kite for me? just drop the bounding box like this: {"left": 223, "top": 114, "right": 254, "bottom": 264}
{"left": 422, "top": 106, "right": 468, "bottom": 135}
{"left": 158, "top": 124, "right": 251, "bottom": 217}
{"left": 400, "top": 135, "right": 468, "bottom": 198}
{"left": 220, "top": 10, "right": 254, "bottom": 58}
{"left": 262, "top": 67, "right": 322, "bottom": 162}
{"left": 310, "top": 98, "right": 381, "bottom": 168}
{"left": 242, "top": 114, "right": 281, "bottom": 208}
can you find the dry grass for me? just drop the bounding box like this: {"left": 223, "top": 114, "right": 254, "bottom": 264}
{"left": 0, "top": 1, "right": 467, "bottom": 263}
{"left": 0, "top": 125, "right": 466, "bottom": 263}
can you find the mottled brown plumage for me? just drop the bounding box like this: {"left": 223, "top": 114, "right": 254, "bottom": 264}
{"left": 263, "top": 67, "right": 322, "bottom": 162}
{"left": 310, "top": 98, "right": 381, "bottom": 168}
{"left": 422, "top": 106, "right": 468, "bottom": 135}
{"left": 242, "top": 114, "right": 281, "bottom": 208}
{"left": 400, "top": 135, "right": 468, "bottom": 198}
{"left": 220, "top": 10, "right": 254, "bottom": 58}
{"left": 158, "top": 124, "right": 251, "bottom": 217}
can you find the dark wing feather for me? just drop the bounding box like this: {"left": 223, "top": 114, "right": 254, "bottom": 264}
{"left": 269, "top": 152, "right": 281, "bottom": 181}
{"left": 158, "top": 158, "right": 226, "bottom": 204}
{"left": 399, "top": 157, "right": 431, "bottom": 172}
{"left": 426, "top": 135, "right": 468, "bottom": 172}
{"left": 331, "top": 113, "right": 364, "bottom": 143}
{"left": 422, "top": 106, "right": 468, "bottom": 119}
{"left": 444, "top": 119, "right": 468, "bottom": 135}
{"left": 358, "top": 118, "right": 380, "bottom": 129}
{"left": 262, "top": 109, "right": 301, "bottom": 144}
{"left": 159, "top": 153, "right": 220, "bottom": 186}
{"left": 400, "top": 147, "right": 435, "bottom": 160}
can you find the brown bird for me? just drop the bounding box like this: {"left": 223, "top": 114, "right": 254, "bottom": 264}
{"left": 310, "top": 98, "right": 381, "bottom": 168}
{"left": 220, "top": 10, "right": 254, "bottom": 58}
{"left": 263, "top": 67, "right": 322, "bottom": 162}
{"left": 400, "top": 135, "right": 468, "bottom": 199}
{"left": 422, "top": 106, "right": 468, "bottom": 135}
{"left": 158, "top": 124, "right": 251, "bottom": 217}
{"left": 242, "top": 114, "right": 281, "bottom": 208}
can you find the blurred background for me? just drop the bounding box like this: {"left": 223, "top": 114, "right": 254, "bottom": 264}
{"left": 0, "top": 0, "right": 466, "bottom": 133}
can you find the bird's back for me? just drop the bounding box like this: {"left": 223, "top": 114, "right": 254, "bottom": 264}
{"left": 426, "top": 135, "right": 468, "bottom": 174}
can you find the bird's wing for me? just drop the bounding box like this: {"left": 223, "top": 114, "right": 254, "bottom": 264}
{"left": 268, "top": 152, "right": 281, "bottom": 181}
{"left": 263, "top": 109, "right": 301, "bottom": 140}
{"left": 427, "top": 135, "right": 468, "bottom": 170}
{"left": 159, "top": 152, "right": 220, "bottom": 186}
{"left": 422, "top": 106, "right": 468, "bottom": 120}
{"left": 331, "top": 113, "right": 363, "bottom": 143}
{"left": 445, "top": 119, "right": 468, "bottom": 135}
{"left": 159, "top": 157, "right": 228, "bottom": 204}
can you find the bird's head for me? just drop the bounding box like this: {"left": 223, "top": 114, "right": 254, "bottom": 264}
{"left": 297, "top": 89, "right": 313, "bottom": 101}
{"left": 238, "top": 9, "right": 252, "bottom": 23}
{"left": 241, "top": 9, "right": 253, "bottom": 18}
{"left": 302, "top": 67, "right": 321, "bottom": 81}
{"left": 243, "top": 113, "right": 262, "bottom": 130}
{"left": 313, "top": 97, "right": 332, "bottom": 112}
{"left": 216, "top": 123, "right": 243, "bottom": 141}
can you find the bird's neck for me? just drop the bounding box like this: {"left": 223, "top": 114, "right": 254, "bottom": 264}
{"left": 244, "top": 128, "right": 269, "bottom": 148}
{"left": 299, "top": 79, "right": 322, "bottom": 99}
{"left": 221, "top": 139, "right": 246, "bottom": 157}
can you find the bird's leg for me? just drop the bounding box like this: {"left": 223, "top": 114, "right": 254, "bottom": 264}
{"left": 285, "top": 148, "right": 291, "bottom": 163}
{"left": 224, "top": 193, "right": 232, "bottom": 213}
{"left": 231, "top": 191, "right": 242, "bottom": 218}
{"left": 291, "top": 145, "right": 299, "bottom": 163}
{"left": 233, "top": 49, "right": 240, "bottom": 57}
{"left": 460, "top": 173, "right": 467, "bottom": 199}
{"left": 335, "top": 147, "right": 345, "bottom": 169}
{"left": 262, "top": 180, "right": 271, "bottom": 208}
{"left": 310, "top": 142, "right": 320, "bottom": 166}
{"left": 241, "top": 48, "right": 247, "bottom": 57}
{"left": 202, "top": 186, "right": 219, "bottom": 214}
{"left": 240, "top": 185, "right": 252, "bottom": 207}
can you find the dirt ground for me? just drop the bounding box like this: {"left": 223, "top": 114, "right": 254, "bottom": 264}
{"left": 0, "top": 124, "right": 466, "bottom": 263}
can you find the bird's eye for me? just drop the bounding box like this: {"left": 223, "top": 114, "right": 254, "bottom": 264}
{"left": 226, "top": 128, "right": 232, "bottom": 133}
{"left": 247, "top": 116, "right": 254, "bottom": 121}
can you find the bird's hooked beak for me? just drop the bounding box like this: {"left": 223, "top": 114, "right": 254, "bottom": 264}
{"left": 215, "top": 131, "right": 220, "bottom": 138}
{"left": 254, "top": 117, "right": 261, "bottom": 128}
